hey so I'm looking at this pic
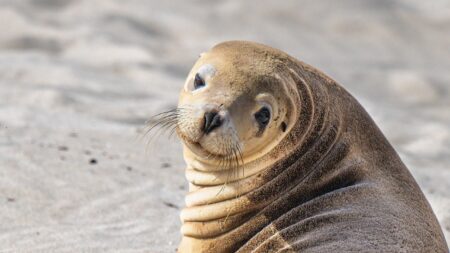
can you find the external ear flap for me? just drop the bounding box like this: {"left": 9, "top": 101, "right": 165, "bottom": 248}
{"left": 280, "top": 121, "right": 287, "bottom": 132}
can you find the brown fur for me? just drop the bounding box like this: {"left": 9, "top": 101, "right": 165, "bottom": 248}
{"left": 177, "top": 41, "right": 448, "bottom": 252}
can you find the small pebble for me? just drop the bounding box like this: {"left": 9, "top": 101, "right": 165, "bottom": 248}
{"left": 163, "top": 201, "right": 178, "bottom": 209}
{"left": 58, "top": 146, "right": 68, "bottom": 151}
{"left": 89, "top": 158, "right": 97, "bottom": 165}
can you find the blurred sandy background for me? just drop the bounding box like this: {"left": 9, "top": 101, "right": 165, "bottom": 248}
{"left": 0, "top": 0, "right": 449, "bottom": 252}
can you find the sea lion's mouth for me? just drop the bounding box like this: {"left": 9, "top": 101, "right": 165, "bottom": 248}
{"left": 184, "top": 137, "right": 226, "bottom": 158}
{"left": 177, "top": 130, "right": 232, "bottom": 161}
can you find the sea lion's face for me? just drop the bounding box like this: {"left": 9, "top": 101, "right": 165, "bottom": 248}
{"left": 177, "top": 49, "right": 293, "bottom": 163}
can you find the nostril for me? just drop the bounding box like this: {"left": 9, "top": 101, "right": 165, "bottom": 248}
{"left": 203, "top": 111, "right": 222, "bottom": 134}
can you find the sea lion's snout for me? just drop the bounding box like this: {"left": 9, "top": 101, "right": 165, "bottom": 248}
{"left": 175, "top": 102, "right": 237, "bottom": 157}
{"left": 197, "top": 106, "right": 236, "bottom": 156}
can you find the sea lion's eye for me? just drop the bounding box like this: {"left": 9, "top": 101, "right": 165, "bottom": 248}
{"left": 194, "top": 73, "right": 205, "bottom": 90}
{"left": 255, "top": 107, "right": 271, "bottom": 128}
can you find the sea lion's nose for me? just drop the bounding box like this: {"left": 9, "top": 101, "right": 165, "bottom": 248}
{"left": 203, "top": 111, "right": 222, "bottom": 134}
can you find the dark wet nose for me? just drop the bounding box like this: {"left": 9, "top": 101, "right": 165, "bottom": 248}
{"left": 203, "top": 111, "right": 222, "bottom": 134}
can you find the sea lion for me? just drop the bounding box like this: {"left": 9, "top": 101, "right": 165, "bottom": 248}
{"left": 151, "top": 41, "right": 448, "bottom": 252}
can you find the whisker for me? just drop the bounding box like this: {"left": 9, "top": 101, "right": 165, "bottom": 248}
{"left": 235, "top": 143, "right": 244, "bottom": 177}
{"left": 141, "top": 107, "right": 193, "bottom": 148}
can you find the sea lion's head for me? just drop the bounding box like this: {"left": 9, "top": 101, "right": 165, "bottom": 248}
{"left": 177, "top": 41, "right": 299, "bottom": 167}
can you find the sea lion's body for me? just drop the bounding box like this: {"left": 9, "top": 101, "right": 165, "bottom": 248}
{"left": 173, "top": 41, "right": 447, "bottom": 252}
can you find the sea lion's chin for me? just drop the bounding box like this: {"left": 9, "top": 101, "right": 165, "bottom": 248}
{"left": 177, "top": 123, "right": 239, "bottom": 159}
{"left": 199, "top": 135, "right": 236, "bottom": 157}
{"left": 180, "top": 133, "right": 228, "bottom": 159}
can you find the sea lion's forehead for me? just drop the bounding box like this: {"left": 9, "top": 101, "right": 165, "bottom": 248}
{"left": 188, "top": 42, "right": 291, "bottom": 96}
{"left": 194, "top": 55, "right": 271, "bottom": 86}
{"left": 200, "top": 51, "right": 267, "bottom": 71}
{"left": 194, "top": 64, "right": 273, "bottom": 96}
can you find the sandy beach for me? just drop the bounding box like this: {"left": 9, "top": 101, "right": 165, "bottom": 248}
{"left": 0, "top": 0, "right": 449, "bottom": 252}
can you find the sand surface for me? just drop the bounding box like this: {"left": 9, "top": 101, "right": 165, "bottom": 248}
{"left": 0, "top": 0, "right": 449, "bottom": 252}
